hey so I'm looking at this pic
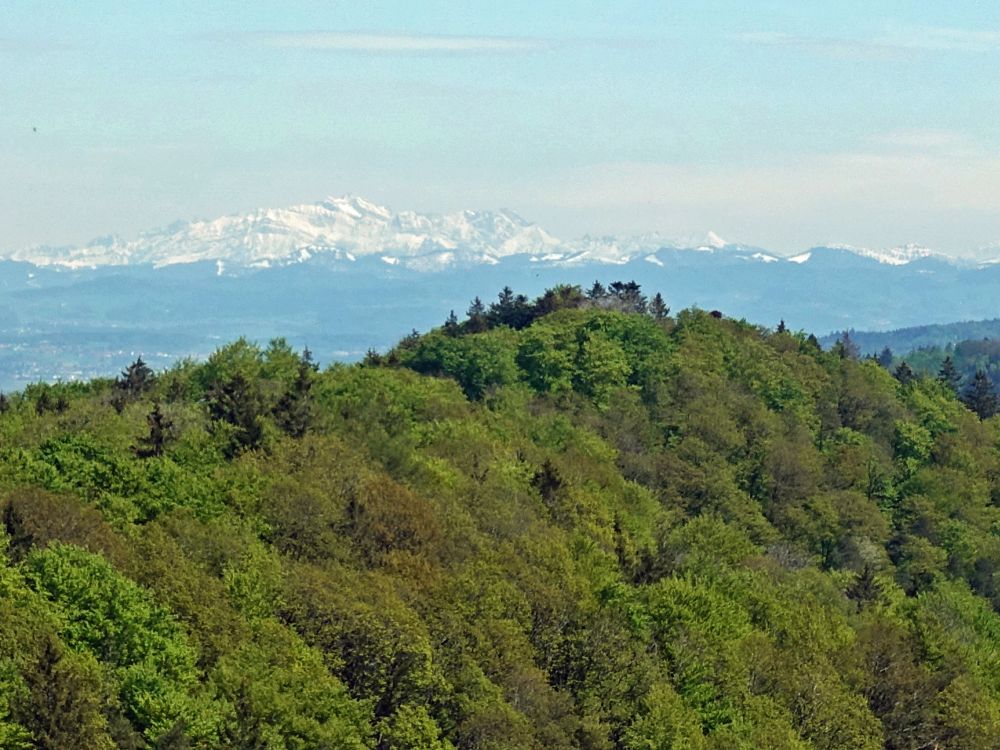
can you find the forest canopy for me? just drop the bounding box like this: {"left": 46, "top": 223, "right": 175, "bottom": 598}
{"left": 2, "top": 282, "right": 1000, "bottom": 749}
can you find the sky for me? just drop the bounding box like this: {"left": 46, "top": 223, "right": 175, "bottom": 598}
{"left": 3, "top": 1, "right": 1000, "bottom": 256}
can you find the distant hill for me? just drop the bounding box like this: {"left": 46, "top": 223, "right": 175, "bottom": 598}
{"left": 819, "top": 319, "right": 1000, "bottom": 355}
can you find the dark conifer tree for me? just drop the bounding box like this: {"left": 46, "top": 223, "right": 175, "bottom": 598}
{"left": 466, "top": 297, "right": 488, "bottom": 333}
{"left": 206, "top": 373, "right": 264, "bottom": 457}
{"left": 273, "top": 355, "right": 314, "bottom": 438}
{"left": 877, "top": 347, "right": 894, "bottom": 369}
{"left": 35, "top": 388, "right": 53, "bottom": 416}
{"left": 0, "top": 392, "right": 8, "bottom": 414}
{"left": 118, "top": 357, "right": 154, "bottom": 397}
{"left": 487, "top": 286, "right": 533, "bottom": 329}
{"left": 608, "top": 280, "right": 647, "bottom": 314}
{"left": 135, "top": 403, "right": 174, "bottom": 458}
{"left": 586, "top": 280, "right": 607, "bottom": 300}
{"left": 937, "top": 356, "right": 962, "bottom": 394}
{"left": 112, "top": 356, "right": 155, "bottom": 413}
{"left": 893, "top": 361, "right": 914, "bottom": 386}
{"left": 893, "top": 360, "right": 915, "bottom": 384}
{"left": 776, "top": 319, "right": 787, "bottom": 334}
{"left": 963, "top": 370, "right": 998, "bottom": 420}
{"left": 301, "top": 346, "right": 318, "bottom": 372}
{"left": 649, "top": 292, "right": 670, "bottom": 320}
{"left": 443, "top": 310, "right": 460, "bottom": 336}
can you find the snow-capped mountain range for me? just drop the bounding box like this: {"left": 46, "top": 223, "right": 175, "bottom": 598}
{"left": 1, "top": 195, "right": 970, "bottom": 271}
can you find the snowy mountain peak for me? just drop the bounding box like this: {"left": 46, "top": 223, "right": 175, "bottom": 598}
{"left": 704, "top": 231, "right": 728, "bottom": 249}
{"left": 1, "top": 195, "right": 974, "bottom": 273}
{"left": 4, "top": 196, "right": 565, "bottom": 270}
{"left": 824, "top": 243, "right": 938, "bottom": 266}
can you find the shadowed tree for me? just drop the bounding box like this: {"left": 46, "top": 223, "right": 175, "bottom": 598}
{"left": 937, "top": 356, "right": 962, "bottom": 395}
{"left": 877, "top": 347, "right": 894, "bottom": 369}
{"left": 586, "top": 280, "right": 607, "bottom": 300}
{"left": 206, "top": 373, "right": 265, "bottom": 457}
{"left": 834, "top": 331, "right": 860, "bottom": 361}
{"left": 963, "top": 369, "right": 998, "bottom": 420}
{"left": 649, "top": 292, "right": 670, "bottom": 320}
{"left": 273, "top": 354, "right": 315, "bottom": 438}
{"left": 466, "top": 297, "right": 488, "bottom": 333}
{"left": 893, "top": 361, "right": 914, "bottom": 386}
{"left": 112, "top": 357, "right": 155, "bottom": 413}
{"left": 135, "top": 404, "right": 174, "bottom": 458}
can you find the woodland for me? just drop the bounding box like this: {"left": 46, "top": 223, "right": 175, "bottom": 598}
{"left": 2, "top": 282, "right": 1000, "bottom": 749}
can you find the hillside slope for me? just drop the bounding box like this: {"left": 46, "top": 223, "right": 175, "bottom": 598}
{"left": 2, "top": 286, "right": 1000, "bottom": 749}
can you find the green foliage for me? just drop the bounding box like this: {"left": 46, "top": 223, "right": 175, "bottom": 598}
{"left": 2, "top": 290, "right": 1000, "bottom": 748}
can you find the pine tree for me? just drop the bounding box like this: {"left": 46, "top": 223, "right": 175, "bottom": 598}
{"left": 893, "top": 361, "right": 914, "bottom": 386}
{"left": 35, "top": 388, "right": 53, "bottom": 416}
{"left": 586, "top": 280, "right": 607, "bottom": 300}
{"left": 443, "top": 310, "right": 460, "bottom": 336}
{"left": 466, "top": 297, "right": 488, "bottom": 333}
{"left": 0, "top": 392, "right": 9, "bottom": 414}
{"left": 776, "top": 319, "right": 787, "bottom": 334}
{"left": 876, "top": 347, "right": 894, "bottom": 369}
{"left": 118, "top": 357, "right": 154, "bottom": 396}
{"left": 608, "top": 281, "right": 647, "bottom": 314}
{"left": 206, "top": 373, "right": 264, "bottom": 457}
{"left": 834, "top": 331, "right": 860, "bottom": 361}
{"left": 273, "top": 356, "right": 314, "bottom": 438}
{"left": 963, "top": 370, "right": 998, "bottom": 420}
{"left": 301, "top": 346, "right": 318, "bottom": 372}
{"left": 112, "top": 356, "right": 155, "bottom": 413}
{"left": 649, "top": 293, "right": 670, "bottom": 320}
{"left": 488, "top": 286, "right": 532, "bottom": 329}
{"left": 135, "top": 404, "right": 174, "bottom": 458}
{"left": 937, "top": 356, "right": 962, "bottom": 394}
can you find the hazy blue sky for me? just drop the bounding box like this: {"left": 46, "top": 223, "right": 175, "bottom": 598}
{"left": 3, "top": 1, "right": 1000, "bottom": 254}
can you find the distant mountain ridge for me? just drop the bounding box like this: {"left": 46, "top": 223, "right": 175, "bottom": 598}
{"left": 4, "top": 195, "right": 987, "bottom": 271}
{"left": 819, "top": 319, "right": 1000, "bottom": 356}
{"left": 3, "top": 194, "right": 1000, "bottom": 390}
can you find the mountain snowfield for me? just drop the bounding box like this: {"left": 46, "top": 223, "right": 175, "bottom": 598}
{"left": 2, "top": 195, "right": 973, "bottom": 271}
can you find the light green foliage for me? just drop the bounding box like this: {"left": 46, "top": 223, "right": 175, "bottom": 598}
{"left": 22, "top": 543, "right": 212, "bottom": 743}
{"left": 212, "top": 620, "right": 370, "bottom": 750}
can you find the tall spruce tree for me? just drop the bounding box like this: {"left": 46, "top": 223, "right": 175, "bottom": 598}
{"left": 586, "top": 280, "right": 607, "bottom": 300}
{"left": 937, "top": 356, "right": 962, "bottom": 394}
{"left": 206, "top": 373, "right": 265, "bottom": 457}
{"left": 649, "top": 292, "right": 670, "bottom": 320}
{"left": 273, "top": 355, "right": 314, "bottom": 438}
{"left": 135, "top": 404, "right": 174, "bottom": 458}
{"left": 963, "top": 369, "right": 998, "bottom": 420}
{"left": 877, "top": 347, "right": 894, "bottom": 369}
{"left": 893, "top": 361, "right": 915, "bottom": 386}
{"left": 112, "top": 356, "right": 155, "bottom": 413}
{"left": 466, "top": 297, "right": 488, "bottom": 333}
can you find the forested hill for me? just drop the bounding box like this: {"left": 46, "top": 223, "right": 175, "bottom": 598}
{"left": 819, "top": 318, "right": 1000, "bottom": 357}
{"left": 3, "top": 283, "right": 1000, "bottom": 750}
